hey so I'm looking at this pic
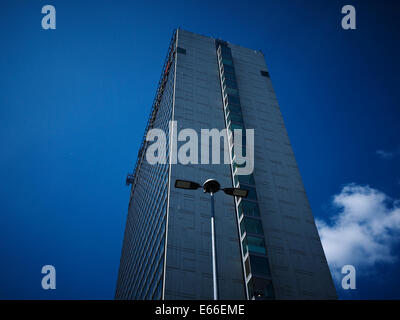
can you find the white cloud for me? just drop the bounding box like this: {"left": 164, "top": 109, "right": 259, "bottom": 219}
{"left": 317, "top": 184, "right": 400, "bottom": 277}
{"left": 376, "top": 150, "right": 394, "bottom": 159}
{"left": 376, "top": 147, "right": 400, "bottom": 160}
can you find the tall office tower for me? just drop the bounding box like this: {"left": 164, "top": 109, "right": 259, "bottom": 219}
{"left": 115, "top": 29, "right": 337, "bottom": 300}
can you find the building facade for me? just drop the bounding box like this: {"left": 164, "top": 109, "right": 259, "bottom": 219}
{"left": 115, "top": 29, "right": 337, "bottom": 300}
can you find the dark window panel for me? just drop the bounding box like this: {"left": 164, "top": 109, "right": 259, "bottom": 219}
{"left": 238, "top": 174, "right": 255, "bottom": 186}
{"left": 249, "top": 277, "right": 275, "bottom": 300}
{"left": 223, "top": 64, "right": 235, "bottom": 74}
{"left": 243, "top": 235, "right": 267, "bottom": 255}
{"left": 177, "top": 47, "right": 186, "bottom": 54}
{"left": 238, "top": 200, "right": 260, "bottom": 217}
{"left": 260, "top": 70, "right": 270, "bottom": 77}
{"left": 244, "top": 217, "right": 264, "bottom": 235}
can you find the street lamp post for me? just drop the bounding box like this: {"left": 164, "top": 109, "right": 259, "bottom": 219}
{"left": 210, "top": 191, "right": 217, "bottom": 300}
{"left": 174, "top": 178, "right": 248, "bottom": 300}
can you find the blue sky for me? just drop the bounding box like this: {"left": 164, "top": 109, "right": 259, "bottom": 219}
{"left": 0, "top": 0, "right": 399, "bottom": 299}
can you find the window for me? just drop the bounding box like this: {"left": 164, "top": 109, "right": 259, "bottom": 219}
{"left": 242, "top": 238, "right": 248, "bottom": 256}
{"left": 223, "top": 64, "right": 235, "bottom": 74}
{"left": 230, "top": 122, "right": 244, "bottom": 132}
{"left": 242, "top": 186, "right": 257, "bottom": 200}
{"left": 244, "top": 257, "right": 251, "bottom": 278}
{"left": 221, "top": 51, "right": 232, "bottom": 60}
{"left": 227, "top": 117, "right": 244, "bottom": 130}
{"left": 224, "top": 79, "right": 237, "bottom": 89}
{"left": 240, "top": 218, "right": 245, "bottom": 236}
{"left": 224, "top": 71, "right": 236, "bottom": 81}
{"left": 238, "top": 174, "right": 255, "bottom": 186}
{"left": 238, "top": 200, "right": 260, "bottom": 217}
{"left": 249, "top": 278, "right": 274, "bottom": 300}
{"left": 226, "top": 111, "right": 242, "bottom": 124}
{"left": 226, "top": 87, "right": 238, "bottom": 96}
{"left": 246, "top": 236, "right": 266, "bottom": 254}
{"left": 234, "top": 174, "right": 239, "bottom": 187}
{"left": 222, "top": 58, "right": 233, "bottom": 66}
{"left": 220, "top": 45, "right": 231, "bottom": 55}
{"left": 177, "top": 47, "right": 186, "bottom": 54}
{"left": 226, "top": 103, "right": 242, "bottom": 115}
{"left": 250, "top": 255, "right": 271, "bottom": 277}
{"left": 244, "top": 217, "right": 264, "bottom": 235}
{"left": 260, "top": 70, "right": 270, "bottom": 78}
{"left": 227, "top": 95, "right": 240, "bottom": 105}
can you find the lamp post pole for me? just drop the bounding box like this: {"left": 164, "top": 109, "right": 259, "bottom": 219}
{"left": 210, "top": 192, "right": 218, "bottom": 300}
{"left": 174, "top": 179, "right": 248, "bottom": 301}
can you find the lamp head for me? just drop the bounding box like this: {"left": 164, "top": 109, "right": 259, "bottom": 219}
{"left": 203, "top": 179, "right": 221, "bottom": 194}
{"left": 175, "top": 179, "right": 201, "bottom": 190}
{"left": 223, "top": 187, "right": 248, "bottom": 198}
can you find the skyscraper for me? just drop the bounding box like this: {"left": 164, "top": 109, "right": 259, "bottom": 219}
{"left": 115, "top": 29, "right": 337, "bottom": 300}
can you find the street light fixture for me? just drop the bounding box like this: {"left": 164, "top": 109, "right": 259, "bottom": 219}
{"left": 174, "top": 178, "right": 248, "bottom": 300}
{"left": 223, "top": 187, "right": 248, "bottom": 198}
{"left": 174, "top": 179, "right": 201, "bottom": 190}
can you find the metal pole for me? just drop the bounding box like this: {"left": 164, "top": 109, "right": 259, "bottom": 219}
{"left": 210, "top": 192, "right": 218, "bottom": 300}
